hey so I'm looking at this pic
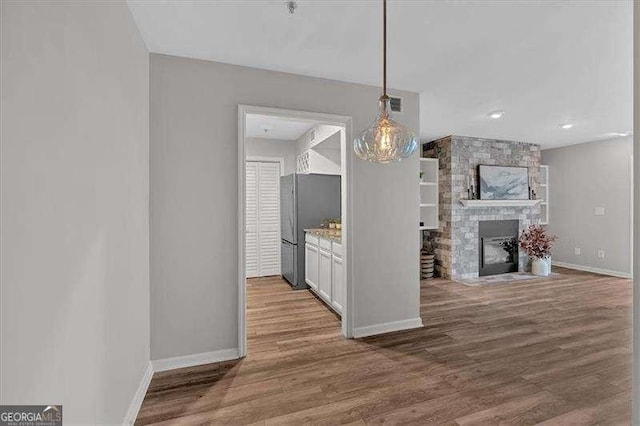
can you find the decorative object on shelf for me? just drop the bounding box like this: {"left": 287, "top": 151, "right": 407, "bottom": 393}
{"left": 466, "top": 174, "right": 479, "bottom": 200}
{"left": 528, "top": 176, "right": 538, "bottom": 200}
{"left": 519, "top": 224, "right": 558, "bottom": 276}
{"left": 335, "top": 218, "right": 342, "bottom": 230}
{"left": 419, "top": 172, "right": 424, "bottom": 182}
{"left": 479, "top": 165, "right": 529, "bottom": 200}
{"left": 353, "top": 0, "right": 417, "bottom": 163}
{"left": 420, "top": 247, "right": 435, "bottom": 279}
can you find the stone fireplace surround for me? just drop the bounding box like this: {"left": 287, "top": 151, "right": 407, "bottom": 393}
{"left": 423, "top": 136, "right": 541, "bottom": 280}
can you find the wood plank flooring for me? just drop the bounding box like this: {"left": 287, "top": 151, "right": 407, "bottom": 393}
{"left": 136, "top": 268, "right": 631, "bottom": 425}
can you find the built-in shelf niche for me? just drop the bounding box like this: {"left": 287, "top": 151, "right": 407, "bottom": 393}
{"left": 419, "top": 158, "right": 439, "bottom": 230}
{"left": 540, "top": 165, "right": 549, "bottom": 225}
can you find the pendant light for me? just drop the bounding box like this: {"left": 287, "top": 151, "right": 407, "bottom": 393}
{"left": 354, "top": 0, "right": 418, "bottom": 163}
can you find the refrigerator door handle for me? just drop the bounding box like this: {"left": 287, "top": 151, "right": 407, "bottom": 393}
{"left": 287, "top": 186, "right": 294, "bottom": 236}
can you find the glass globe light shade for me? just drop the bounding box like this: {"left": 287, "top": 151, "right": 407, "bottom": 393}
{"left": 353, "top": 96, "right": 418, "bottom": 163}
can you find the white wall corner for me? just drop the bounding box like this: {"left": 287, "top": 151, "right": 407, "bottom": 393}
{"left": 123, "top": 362, "right": 153, "bottom": 426}
{"left": 553, "top": 261, "right": 632, "bottom": 279}
{"left": 352, "top": 318, "right": 423, "bottom": 339}
{"left": 151, "top": 348, "right": 240, "bottom": 373}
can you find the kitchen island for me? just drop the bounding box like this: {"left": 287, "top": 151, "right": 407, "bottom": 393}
{"left": 304, "top": 229, "right": 343, "bottom": 315}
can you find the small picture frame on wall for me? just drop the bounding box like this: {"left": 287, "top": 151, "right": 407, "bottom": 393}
{"left": 478, "top": 165, "right": 529, "bottom": 200}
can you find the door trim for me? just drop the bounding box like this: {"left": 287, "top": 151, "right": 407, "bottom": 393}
{"left": 238, "top": 105, "right": 354, "bottom": 357}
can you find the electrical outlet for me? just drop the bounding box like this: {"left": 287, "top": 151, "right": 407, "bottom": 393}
{"left": 597, "top": 249, "right": 606, "bottom": 259}
{"left": 574, "top": 248, "right": 581, "bottom": 255}
{"left": 594, "top": 207, "right": 606, "bottom": 216}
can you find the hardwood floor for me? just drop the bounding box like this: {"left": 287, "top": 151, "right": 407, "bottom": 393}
{"left": 136, "top": 268, "right": 631, "bottom": 425}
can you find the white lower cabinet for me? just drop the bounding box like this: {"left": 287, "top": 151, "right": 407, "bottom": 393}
{"left": 304, "top": 243, "right": 318, "bottom": 290}
{"left": 304, "top": 232, "right": 343, "bottom": 315}
{"left": 331, "top": 254, "right": 343, "bottom": 312}
{"left": 318, "top": 248, "right": 332, "bottom": 301}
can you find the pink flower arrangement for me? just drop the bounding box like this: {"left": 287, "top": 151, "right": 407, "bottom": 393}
{"left": 519, "top": 225, "right": 557, "bottom": 259}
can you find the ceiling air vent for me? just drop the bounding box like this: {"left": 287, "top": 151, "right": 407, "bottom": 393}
{"left": 390, "top": 96, "right": 402, "bottom": 113}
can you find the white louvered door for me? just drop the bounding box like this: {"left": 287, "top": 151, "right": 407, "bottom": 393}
{"left": 257, "top": 162, "right": 281, "bottom": 276}
{"left": 245, "top": 161, "right": 281, "bottom": 278}
{"left": 245, "top": 162, "right": 259, "bottom": 278}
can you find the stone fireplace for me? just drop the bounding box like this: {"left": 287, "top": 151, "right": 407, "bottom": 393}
{"left": 423, "top": 136, "right": 541, "bottom": 280}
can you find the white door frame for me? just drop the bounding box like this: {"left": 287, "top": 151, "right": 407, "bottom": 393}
{"left": 238, "top": 105, "right": 354, "bottom": 357}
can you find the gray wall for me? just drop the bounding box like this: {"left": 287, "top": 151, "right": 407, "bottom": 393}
{"left": 633, "top": 2, "right": 639, "bottom": 421}
{"left": 1, "top": 2, "right": 149, "bottom": 424}
{"left": 245, "top": 137, "right": 296, "bottom": 175}
{"left": 150, "top": 53, "right": 420, "bottom": 359}
{"left": 542, "top": 137, "right": 632, "bottom": 276}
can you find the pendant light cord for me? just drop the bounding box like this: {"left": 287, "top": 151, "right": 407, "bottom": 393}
{"left": 382, "top": 0, "right": 387, "bottom": 98}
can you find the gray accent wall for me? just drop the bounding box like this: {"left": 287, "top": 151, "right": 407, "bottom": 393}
{"left": 542, "top": 137, "right": 632, "bottom": 276}
{"left": 150, "top": 53, "right": 420, "bottom": 360}
{"left": 246, "top": 137, "right": 297, "bottom": 175}
{"left": 633, "top": 3, "right": 639, "bottom": 421}
{"left": 1, "top": 1, "right": 149, "bottom": 424}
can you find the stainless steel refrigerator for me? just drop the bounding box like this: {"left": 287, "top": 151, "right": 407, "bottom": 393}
{"left": 280, "top": 173, "right": 341, "bottom": 289}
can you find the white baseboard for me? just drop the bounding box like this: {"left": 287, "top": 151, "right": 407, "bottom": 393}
{"left": 151, "top": 348, "right": 240, "bottom": 373}
{"left": 353, "top": 318, "right": 423, "bottom": 338}
{"left": 123, "top": 361, "right": 153, "bottom": 426}
{"left": 123, "top": 348, "right": 240, "bottom": 424}
{"left": 553, "top": 261, "right": 632, "bottom": 279}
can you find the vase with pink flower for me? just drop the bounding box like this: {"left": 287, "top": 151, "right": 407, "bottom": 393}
{"left": 519, "top": 225, "right": 558, "bottom": 276}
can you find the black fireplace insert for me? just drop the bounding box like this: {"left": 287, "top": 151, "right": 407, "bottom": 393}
{"left": 478, "top": 220, "right": 519, "bottom": 276}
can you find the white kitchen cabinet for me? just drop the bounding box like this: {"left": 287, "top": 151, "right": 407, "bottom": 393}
{"left": 318, "top": 248, "right": 332, "bottom": 302}
{"left": 304, "top": 243, "right": 318, "bottom": 291}
{"left": 331, "top": 253, "right": 343, "bottom": 313}
{"left": 304, "top": 232, "right": 343, "bottom": 316}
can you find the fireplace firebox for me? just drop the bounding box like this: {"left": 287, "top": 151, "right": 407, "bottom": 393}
{"left": 478, "top": 220, "right": 519, "bottom": 276}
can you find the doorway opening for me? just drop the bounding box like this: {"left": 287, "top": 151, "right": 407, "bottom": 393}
{"left": 238, "top": 105, "right": 353, "bottom": 357}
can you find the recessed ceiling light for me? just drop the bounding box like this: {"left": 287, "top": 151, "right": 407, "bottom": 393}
{"left": 612, "top": 131, "right": 632, "bottom": 137}
{"left": 488, "top": 110, "right": 504, "bottom": 119}
{"left": 559, "top": 123, "right": 574, "bottom": 130}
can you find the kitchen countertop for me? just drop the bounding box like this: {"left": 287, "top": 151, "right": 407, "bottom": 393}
{"left": 304, "top": 228, "right": 342, "bottom": 243}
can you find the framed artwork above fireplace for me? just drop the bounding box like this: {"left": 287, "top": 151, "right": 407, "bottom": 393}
{"left": 479, "top": 165, "right": 529, "bottom": 200}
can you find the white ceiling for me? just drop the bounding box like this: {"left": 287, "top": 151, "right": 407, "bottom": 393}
{"left": 245, "top": 114, "right": 314, "bottom": 140}
{"left": 128, "top": 0, "right": 633, "bottom": 149}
